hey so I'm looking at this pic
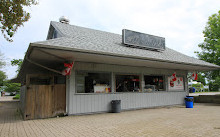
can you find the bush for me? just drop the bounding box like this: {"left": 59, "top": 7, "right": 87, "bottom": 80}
{"left": 209, "top": 77, "right": 220, "bottom": 91}
{"left": 13, "top": 94, "right": 20, "bottom": 99}
{"left": 192, "top": 83, "right": 204, "bottom": 92}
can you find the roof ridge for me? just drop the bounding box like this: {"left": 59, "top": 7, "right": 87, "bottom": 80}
{"left": 50, "top": 21, "right": 122, "bottom": 37}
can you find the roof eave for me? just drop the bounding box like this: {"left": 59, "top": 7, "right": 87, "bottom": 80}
{"left": 30, "top": 42, "right": 220, "bottom": 71}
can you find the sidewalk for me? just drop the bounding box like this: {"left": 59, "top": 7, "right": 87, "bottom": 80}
{"left": 189, "top": 92, "right": 220, "bottom": 96}
{"left": 0, "top": 96, "right": 19, "bottom": 102}
{"left": 0, "top": 102, "right": 220, "bottom": 137}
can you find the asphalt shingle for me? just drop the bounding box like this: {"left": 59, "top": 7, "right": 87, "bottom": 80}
{"left": 34, "top": 21, "right": 219, "bottom": 68}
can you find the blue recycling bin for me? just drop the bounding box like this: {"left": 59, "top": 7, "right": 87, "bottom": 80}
{"left": 185, "top": 96, "right": 194, "bottom": 108}
{"left": 192, "top": 87, "right": 196, "bottom": 93}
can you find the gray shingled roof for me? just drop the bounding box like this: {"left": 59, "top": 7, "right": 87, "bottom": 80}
{"left": 33, "top": 21, "right": 219, "bottom": 68}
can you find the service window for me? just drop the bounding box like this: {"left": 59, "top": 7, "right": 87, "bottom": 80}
{"left": 144, "top": 75, "right": 164, "bottom": 92}
{"left": 76, "top": 71, "right": 111, "bottom": 93}
{"left": 116, "top": 75, "right": 140, "bottom": 92}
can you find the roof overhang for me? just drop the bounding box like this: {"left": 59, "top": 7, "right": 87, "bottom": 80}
{"left": 30, "top": 43, "right": 220, "bottom": 67}
{"left": 16, "top": 43, "right": 220, "bottom": 82}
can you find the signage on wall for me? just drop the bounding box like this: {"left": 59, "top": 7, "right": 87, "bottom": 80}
{"left": 168, "top": 77, "right": 184, "bottom": 91}
{"left": 122, "top": 29, "right": 165, "bottom": 51}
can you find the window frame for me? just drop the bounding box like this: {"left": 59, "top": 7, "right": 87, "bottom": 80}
{"left": 75, "top": 71, "right": 112, "bottom": 94}
{"left": 115, "top": 73, "right": 141, "bottom": 93}
{"left": 143, "top": 75, "right": 166, "bottom": 92}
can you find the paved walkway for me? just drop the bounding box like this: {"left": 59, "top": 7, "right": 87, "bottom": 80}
{"left": 189, "top": 92, "right": 220, "bottom": 96}
{"left": 0, "top": 96, "right": 18, "bottom": 102}
{"left": 0, "top": 102, "right": 220, "bottom": 137}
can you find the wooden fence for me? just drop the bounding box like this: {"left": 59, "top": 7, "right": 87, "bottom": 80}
{"left": 24, "top": 84, "right": 66, "bottom": 120}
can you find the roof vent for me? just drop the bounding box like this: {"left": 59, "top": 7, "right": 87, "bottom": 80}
{"left": 59, "top": 16, "right": 70, "bottom": 24}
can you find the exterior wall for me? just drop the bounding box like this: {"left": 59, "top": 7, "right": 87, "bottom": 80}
{"left": 20, "top": 86, "right": 26, "bottom": 116}
{"left": 67, "top": 62, "right": 188, "bottom": 115}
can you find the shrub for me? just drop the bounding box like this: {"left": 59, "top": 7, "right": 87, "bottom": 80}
{"left": 13, "top": 94, "right": 20, "bottom": 99}
{"left": 192, "top": 83, "right": 204, "bottom": 92}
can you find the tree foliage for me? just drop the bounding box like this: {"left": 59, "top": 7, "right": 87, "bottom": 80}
{"left": 195, "top": 10, "right": 220, "bottom": 79}
{"left": 0, "top": 71, "right": 6, "bottom": 86}
{"left": 0, "top": 51, "right": 6, "bottom": 86}
{"left": 0, "top": 51, "right": 5, "bottom": 68}
{"left": 195, "top": 10, "right": 220, "bottom": 91}
{"left": 11, "top": 59, "right": 23, "bottom": 73}
{"left": 208, "top": 77, "right": 220, "bottom": 91}
{"left": 4, "top": 81, "right": 20, "bottom": 93}
{"left": 0, "top": 0, "right": 38, "bottom": 42}
{"left": 197, "top": 73, "right": 206, "bottom": 85}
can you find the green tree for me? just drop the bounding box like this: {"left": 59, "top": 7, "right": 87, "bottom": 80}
{"left": 4, "top": 81, "right": 20, "bottom": 93}
{"left": 195, "top": 10, "right": 220, "bottom": 91}
{"left": 11, "top": 59, "right": 23, "bottom": 73}
{"left": 0, "top": 71, "right": 6, "bottom": 86}
{"left": 0, "top": 51, "right": 6, "bottom": 86}
{"left": 197, "top": 73, "right": 206, "bottom": 85}
{"left": 0, "top": 51, "right": 5, "bottom": 68}
{"left": 0, "top": 0, "right": 38, "bottom": 42}
{"left": 208, "top": 77, "right": 220, "bottom": 91}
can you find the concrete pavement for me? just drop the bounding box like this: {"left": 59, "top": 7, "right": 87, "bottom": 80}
{"left": 0, "top": 101, "right": 220, "bottom": 137}
{"left": 0, "top": 96, "right": 18, "bottom": 102}
{"left": 189, "top": 92, "right": 220, "bottom": 96}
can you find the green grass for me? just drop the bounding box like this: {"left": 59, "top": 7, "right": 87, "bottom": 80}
{"left": 13, "top": 94, "right": 20, "bottom": 99}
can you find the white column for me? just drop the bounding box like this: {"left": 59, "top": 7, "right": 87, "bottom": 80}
{"left": 141, "top": 73, "right": 145, "bottom": 92}
{"left": 66, "top": 69, "right": 75, "bottom": 114}
{"left": 111, "top": 72, "right": 115, "bottom": 93}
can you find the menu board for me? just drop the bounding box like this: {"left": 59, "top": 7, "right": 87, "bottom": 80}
{"left": 168, "top": 77, "right": 184, "bottom": 91}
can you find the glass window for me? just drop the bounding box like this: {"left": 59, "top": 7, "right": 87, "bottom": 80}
{"left": 76, "top": 71, "right": 111, "bottom": 93}
{"left": 116, "top": 75, "right": 140, "bottom": 92}
{"left": 144, "top": 75, "right": 164, "bottom": 92}
{"left": 53, "top": 30, "right": 57, "bottom": 38}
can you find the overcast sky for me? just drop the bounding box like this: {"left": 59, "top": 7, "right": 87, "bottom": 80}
{"left": 1, "top": 0, "right": 220, "bottom": 79}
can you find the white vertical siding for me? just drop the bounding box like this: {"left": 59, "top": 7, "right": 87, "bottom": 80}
{"left": 67, "top": 62, "right": 188, "bottom": 115}
{"left": 69, "top": 92, "right": 186, "bottom": 114}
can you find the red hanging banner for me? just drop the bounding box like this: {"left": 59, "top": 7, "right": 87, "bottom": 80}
{"left": 191, "top": 72, "right": 198, "bottom": 80}
{"left": 62, "top": 61, "right": 74, "bottom": 76}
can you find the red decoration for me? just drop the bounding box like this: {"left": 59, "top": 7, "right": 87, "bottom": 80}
{"left": 171, "top": 72, "right": 177, "bottom": 81}
{"left": 191, "top": 72, "right": 198, "bottom": 80}
{"left": 132, "top": 79, "right": 139, "bottom": 82}
{"left": 62, "top": 62, "right": 74, "bottom": 76}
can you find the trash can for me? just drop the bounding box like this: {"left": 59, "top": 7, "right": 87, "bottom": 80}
{"left": 185, "top": 96, "right": 194, "bottom": 108}
{"left": 192, "top": 87, "right": 196, "bottom": 93}
{"left": 189, "top": 87, "right": 193, "bottom": 93}
{"left": 111, "top": 100, "right": 121, "bottom": 113}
